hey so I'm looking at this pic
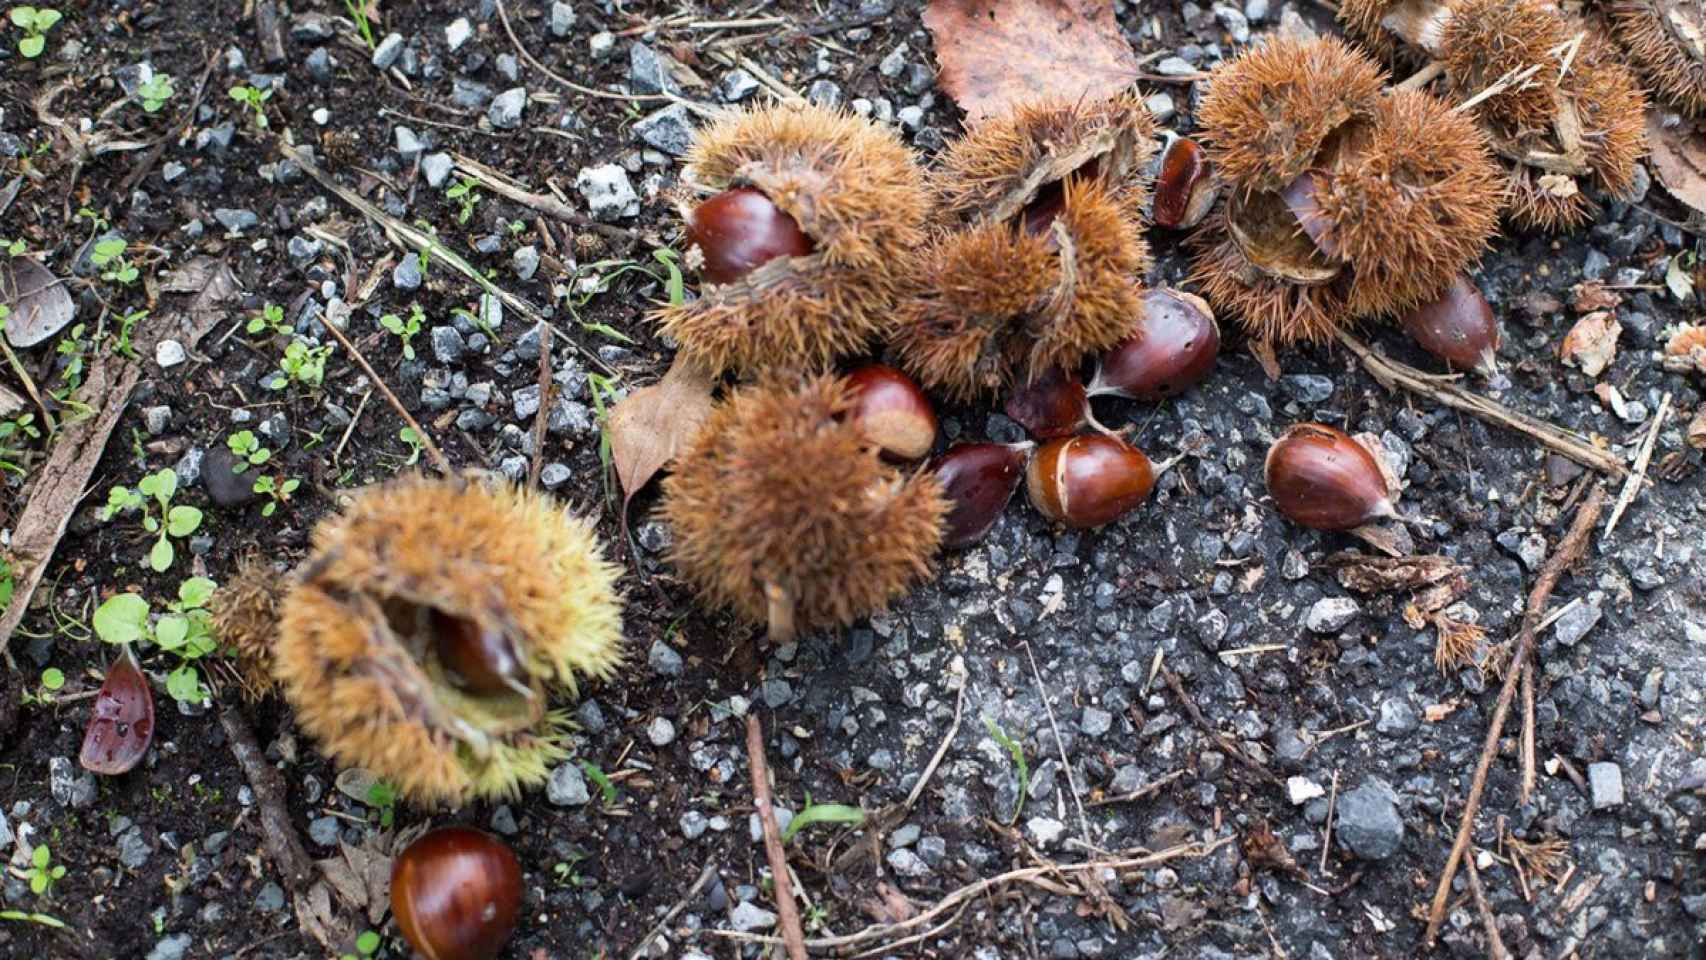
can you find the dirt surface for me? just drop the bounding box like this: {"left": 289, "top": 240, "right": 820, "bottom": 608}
{"left": 3, "top": 1, "right": 1706, "bottom": 959}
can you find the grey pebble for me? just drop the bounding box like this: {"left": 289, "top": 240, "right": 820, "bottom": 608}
{"left": 1336, "top": 780, "right": 1404, "bottom": 860}
{"left": 547, "top": 762, "right": 591, "bottom": 806}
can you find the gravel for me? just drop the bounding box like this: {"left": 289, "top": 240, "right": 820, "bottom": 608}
{"left": 576, "top": 164, "right": 639, "bottom": 220}
{"left": 1588, "top": 762, "right": 1625, "bottom": 809}
{"left": 547, "top": 763, "right": 591, "bottom": 806}
{"left": 1335, "top": 780, "right": 1404, "bottom": 860}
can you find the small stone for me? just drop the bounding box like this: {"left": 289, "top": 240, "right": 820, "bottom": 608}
{"left": 117, "top": 825, "right": 151, "bottom": 868}
{"left": 649, "top": 640, "right": 685, "bottom": 677}
{"left": 202, "top": 445, "right": 260, "bottom": 506}
{"left": 1552, "top": 600, "right": 1602, "bottom": 647}
{"left": 307, "top": 816, "right": 340, "bottom": 847}
{"left": 576, "top": 164, "right": 640, "bottom": 220}
{"left": 371, "top": 33, "right": 404, "bottom": 69}
{"left": 879, "top": 43, "right": 909, "bottom": 78}
{"left": 886, "top": 848, "right": 930, "bottom": 877}
{"left": 729, "top": 901, "right": 777, "bottom": 932}
{"left": 1144, "top": 92, "right": 1176, "bottom": 123}
{"left": 146, "top": 934, "right": 192, "bottom": 960}
{"left": 1281, "top": 374, "right": 1334, "bottom": 404}
{"left": 680, "top": 810, "right": 709, "bottom": 839}
{"left": 547, "top": 763, "right": 591, "bottom": 806}
{"left": 896, "top": 105, "right": 925, "bottom": 132}
{"left": 214, "top": 208, "right": 259, "bottom": 234}
{"left": 1588, "top": 762, "right": 1624, "bottom": 810}
{"left": 1155, "top": 56, "right": 1198, "bottom": 77}
{"left": 143, "top": 405, "right": 172, "bottom": 436}
{"left": 550, "top": 2, "right": 576, "bottom": 37}
{"left": 393, "top": 256, "right": 423, "bottom": 291}
{"left": 1214, "top": 4, "right": 1250, "bottom": 42}
{"left": 633, "top": 103, "right": 696, "bottom": 156}
{"left": 513, "top": 245, "right": 540, "bottom": 281}
{"left": 1080, "top": 706, "right": 1113, "bottom": 737}
{"left": 421, "top": 152, "right": 454, "bottom": 188}
{"left": 444, "top": 17, "right": 472, "bottom": 52}
{"left": 287, "top": 234, "right": 323, "bottom": 266}
{"left": 807, "top": 79, "right": 842, "bottom": 107}
{"left": 394, "top": 125, "right": 424, "bottom": 160}
{"left": 539, "top": 463, "right": 570, "bottom": 489}
{"left": 451, "top": 78, "right": 494, "bottom": 110}
{"left": 431, "top": 326, "right": 467, "bottom": 365}
{"left": 1287, "top": 776, "right": 1325, "bottom": 805}
{"left": 1376, "top": 698, "right": 1418, "bottom": 736}
{"left": 1336, "top": 780, "right": 1404, "bottom": 860}
{"left": 1027, "top": 817, "right": 1067, "bottom": 848}
{"left": 490, "top": 805, "right": 519, "bottom": 836}
{"left": 1305, "top": 597, "right": 1360, "bottom": 634}
{"left": 719, "top": 68, "right": 760, "bottom": 102}
{"left": 629, "top": 43, "right": 682, "bottom": 95}
{"left": 489, "top": 87, "right": 527, "bottom": 129}
{"left": 648, "top": 716, "right": 677, "bottom": 746}
{"left": 589, "top": 31, "right": 616, "bottom": 59}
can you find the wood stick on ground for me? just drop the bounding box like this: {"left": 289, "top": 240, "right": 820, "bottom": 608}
{"left": 1319, "top": 768, "right": 1340, "bottom": 875}
{"left": 626, "top": 863, "right": 718, "bottom": 960}
{"left": 1465, "top": 856, "right": 1510, "bottom": 960}
{"left": 1024, "top": 641, "right": 1093, "bottom": 845}
{"left": 316, "top": 314, "right": 452, "bottom": 476}
{"left": 1521, "top": 655, "right": 1537, "bottom": 804}
{"left": 1396, "top": 59, "right": 1445, "bottom": 91}
{"left": 450, "top": 152, "right": 638, "bottom": 243}
{"left": 1086, "top": 768, "right": 1186, "bottom": 807}
{"left": 744, "top": 715, "right": 807, "bottom": 960}
{"left": 527, "top": 321, "right": 553, "bottom": 489}
{"left": 1422, "top": 484, "right": 1606, "bottom": 947}
{"left": 1161, "top": 668, "right": 1284, "bottom": 787}
{"left": 1601, "top": 392, "right": 1671, "bottom": 545}
{"left": 905, "top": 682, "right": 965, "bottom": 810}
{"left": 493, "top": 0, "right": 672, "bottom": 104}
{"left": 219, "top": 707, "right": 316, "bottom": 893}
{"left": 1337, "top": 332, "right": 1627, "bottom": 477}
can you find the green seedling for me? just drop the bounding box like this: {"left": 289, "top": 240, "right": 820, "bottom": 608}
{"left": 781, "top": 792, "right": 865, "bottom": 843}
{"left": 366, "top": 781, "right": 398, "bottom": 829}
{"left": 246, "top": 302, "right": 290, "bottom": 337}
{"left": 0, "top": 910, "right": 67, "bottom": 929}
{"left": 112, "top": 308, "right": 145, "bottom": 360}
{"left": 985, "top": 717, "right": 1029, "bottom": 826}
{"left": 378, "top": 304, "right": 424, "bottom": 360}
{"left": 579, "top": 761, "right": 617, "bottom": 806}
{"left": 0, "top": 413, "right": 39, "bottom": 476}
{"left": 39, "top": 667, "right": 64, "bottom": 691}
{"left": 9, "top": 6, "right": 61, "bottom": 59}
{"left": 251, "top": 474, "right": 300, "bottom": 517}
{"left": 267, "top": 339, "right": 332, "bottom": 390}
{"left": 0, "top": 556, "right": 14, "bottom": 608}
{"left": 136, "top": 73, "right": 174, "bottom": 113}
{"left": 398, "top": 426, "right": 424, "bottom": 466}
{"left": 89, "top": 236, "right": 137, "bottom": 285}
{"left": 98, "top": 468, "right": 204, "bottom": 572}
{"left": 340, "top": 929, "right": 383, "bottom": 960}
{"left": 228, "top": 83, "right": 272, "bottom": 129}
{"left": 342, "top": 0, "right": 374, "bottom": 50}
{"left": 93, "top": 577, "right": 218, "bottom": 703}
{"left": 25, "top": 844, "right": 65, "bottom": 896}
{"left": 225, "top": 430, "right": 271, "bottom": 472}
{"left": 446, "top": 177, "right": 481, "bottom": 225}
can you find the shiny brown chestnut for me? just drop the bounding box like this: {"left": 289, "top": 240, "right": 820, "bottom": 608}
{"left": 392, "top": 826, "right": 523, "bottom": 960}
{"left": 930, "top": 442, "right": 1032, "bottom": 548}
{"left": 687, "top": 187, "right": 816, "bottom": 285}
{"left": 1152, "top": 136, "right": 1217, "bottom": 230}
{"left": 1026, "top": 435, "right": 1155, "bottom": 529}
{"left": 430, "top": 609, "right": 531, "bottom": 698}
{"left": 1020, "top": 158, "right": 1101, "bottom": 236}
{"left": 1005, "top": 366, "right": 1091, "bottom": 438}
{"left": 1281, "top": 171, "right": 1341, "bottom": 258}
{"left": 1263, "top": 423, "right": 1397, "bottom": 531}
{"left": 846, "top": 364, "right": 937, "bottom": 460}
{"left": 1400, "top": 274, "right": 1500, "bottom": 377}
{"left": 1087, "top": 289, "right": 1220, "bottom": 401}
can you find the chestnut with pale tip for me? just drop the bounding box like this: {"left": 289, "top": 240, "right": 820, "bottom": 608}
{"left": 686, "top": 186, "right": 816, "bottom": 285}
{"left": 1400, "top": 274, "right": 1500, "bottom": 377}
{"left": 1088, "top": 289, "right": 1220, "bottom": 402}
{"left": 845, "top": 364, "right": 938, "bottom": 460}
{"left": 929, "top": 442, "right": 1032, "bottom": 548}
{"left": 429, "top": 609, "right": 532, "bottom": 698}
{"left": 1152, "top": 136, "right": 1217, "bottom": 230}
{"left": 1004, "top": 366, "right": 1091, "bottom": 439}
{"left": 1026, "top": 434, "right": 1155, "bottom": 529}
{"left": 1264, "top": 423, "right": 1398, "bottom": 531}
{"left": 391, "top": 826, "right": 523, "bottom": 960}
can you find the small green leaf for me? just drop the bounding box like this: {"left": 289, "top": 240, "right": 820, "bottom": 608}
{"left": 150, "top": 468, "right": 178, "bottom": 502}
{"left": 8, "top": 9, "right": 34, "bottom": 29}
{"left": 178, "top": 577, "right": 217, "bottom": 609}
{"left": 31, "top": 846, "right": 48, "bottom": 869}
{"left": 781, "top": 800, "right": 865, "bottom": 843}
{"left": 93, "top": 594, "right": 150, "bottom": 645}
{"left": 149, "top": 536, "right": 174, "bottom": 572}
{"left": 355, "top": 931, "right": 381, "bottom": 955}
{"left": 35, "top": 9, "right": 60, "bottom": 29}
{"left": 155, "top": 615, "right": 188, "bottom": 650}
{"left": 166, "top": 505, "right": 202, "bottom": 537}
{"left": 19, "top": 34, "right": 44, "bottom": 58}
{"left": 40, "top": 667, "right": 64, "bottom": 691}
{"left": 165, "top": 664, "right": 201, "bottom": 702}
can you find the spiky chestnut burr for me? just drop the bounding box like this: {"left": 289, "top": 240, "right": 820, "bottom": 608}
{"left": 660, "top": 374, "right": 946, "bottom": 643}
{"left": 652, "top": 102, "right": 931, "bottom": 376}
{"left": 271, "top": 476, "right": 623, "bottom": 807}
{"left": 1609, "top": 0, "right": 1706, "bottom": 116}
{"left": 211, "top": 553, "right": 288, "bottom": 699}
{"left": 1196, "top": 34, "right": 1386, "bottom": 196}
{"left": 1185, "top": 210, "right": 1352, "bottom": 347}
{"left": 1442, "top": 0, "right": 1567, "bottom": 131}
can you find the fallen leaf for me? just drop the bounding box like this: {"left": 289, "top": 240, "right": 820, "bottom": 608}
{"left": 1569, "top": 281, "right": 1621, "bottom": 314}
{"left": 1328, "top": 553, "right": 1464, "bottom": 593}
{"left": 858, "top": 882, "right": 920, "bottom": 924}
{"left": 1663, "top": 323, "right": 1706, "bottom": 376}
{"left": 159, "top": 256, "right": 242, "bottom": 349}
{"left": 1558, "top": 310, "right": 1620, "bottom": 377}
{"left": 1689, "top": 409, "right": 1706, "bottom": 451}
{"left": 1666, "top": 253, "right": 1696, "bottom": 302}
{"left": 1248, "top": 337, "right": 1282, "bottom": 381}
{"left": 608, "top": 352, "right": 717, "bottom": 510}
{"left": 923, "top": 0, "right": 1141, "bottom": 125}
{"left": 1242, "top": 819, "right": 1306, "bottom": 879}
{"left": 1646, "top": 109, "right": 1706, "bottom": 218}
{"left": 1423, "top": 700, "right": 1461, "bottom": 723}
{"left": 2, "top": 257, "right": 76, "bottom": 349}
{"left": 78, "top": 645, "right": 155, "bottom": 775}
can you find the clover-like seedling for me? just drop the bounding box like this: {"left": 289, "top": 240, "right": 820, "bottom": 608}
{"left": 251, "top": 474, "right": 300, "bottom": 517}
{"left": 136, "top": 73, "right": 174, "bottom": 113}
{"left": 93, "top": 578, "right": 218, "bottom": 704}
{"left": 228, "top": 83, "right": 271, "bottom": 128}
{"left": 89, "top": 235, "right": 138, "bottom": 285}
{"left": 99, "top": 468, "right": 204, "bottom": 572}
{"left": 246, "top": 303, "right": 290, "bottom": 337}
{"left": 378, "top": 304, "right": 424, "bottom": 360}
{"left": 226, "top": 430, "right": 271, "bottom": 472}
{"left": 26, "top": 845, "right": 65, "bottom": 896}
{"left": 446, "top": 177, "right": 482, "bottom": 225}
{"left": 10, "top": 6, "right": 61, "bottom": 59}
{"left": 268, "top": 339, "right": 332, "bottom": 390}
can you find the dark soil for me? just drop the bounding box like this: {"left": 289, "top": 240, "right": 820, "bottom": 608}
{"left": 3, "top": 1, "right": 1706, "bottom": 959}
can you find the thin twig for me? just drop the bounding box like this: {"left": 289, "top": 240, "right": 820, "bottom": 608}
{"left": 1453, "top": 61, "right": 1544, "bottom": 115}
{"left": 626, "top": 863, "right": 718, "bottom": 960}
{"left": 905, "top": 683, "right": 964, "bottom": 810}
{"left": 1422, "top": 485, "right": 1606, "bottom": 947}
{"left": 1023, "top": 641, "right": 1093, "bottom": 847}
{"left": 450, "top": 153, "right": 639, "bottom": 242}
{"left": 1087, "top": 768, "right": 1186, "bottom": 807}
{"left": 1465, "top": 856, "right": 1510, "bottom": 960}
{"left": 745, "top": 715, "right": 807, "bottom": 960}
{"left": 219, "top": 708, "right": 315, "bottom": 893}
{"left": 1338, "top": 332, "right": 1627, "bottom": 477}
{"left": 316, "top": 315, "right": 451, "bottom": 475}
{"left": 1395, "top": 59, "right": 1445, "bottom": 91}
{"left": 1601, "top": 393, "right": 1671, "bottom": 545}
{"left": 1521, "top": 657, "right": 1537, "bottom": 804}
{"left": 527, "top": 322, "right": 553, "bottom": 489}
{"left": 1161, "top": 668, "right": 1284, "bottom": 787}
{"left": 494, "top": 0, "right": 671, "bottom": 103}
{"left": 332, "top": 389, "right": 371, "bottom": 466}
{"left": 1319, "top": 769, "right": 1340, "bottom": 875}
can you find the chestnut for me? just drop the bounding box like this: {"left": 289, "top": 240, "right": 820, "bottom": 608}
{"left": 1026, "top": 435, "right": 1155, "bottom": 529}
{"left": 1005, "top": 366, "right": 1091, "bottom": 439}
{"left": 845, "top": 364, "right": 937, "bottom": 460}
{"left": 1400, "top": 274, "right": 1500, "bottom": 377}
{"left": 1087, "top": 289, "right": 1220, "bottom": 401}
{"left": 930, "top": 442, "right": 1031, "bottom": 548}
{"left": 391, "top": 826, "right": 522, "bottom": 960}
{"left": 686, "top": 186, "right": 815, "bottom": 285}
{"left": 1263, "top": 423, "right": 1397, "bottom": 530}
{"left": 430, "top": 610, "right": 531, "bottom": 698}
{"left": 1152, "top": 136, "right": 1217, "bottom": 230}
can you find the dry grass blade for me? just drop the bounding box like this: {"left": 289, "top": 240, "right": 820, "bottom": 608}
{"left": 1433, "top": 614, "right": 1488, "bottom": 674}
{"left": 1507, "top": 833, "right": 1570, "bottom": 884}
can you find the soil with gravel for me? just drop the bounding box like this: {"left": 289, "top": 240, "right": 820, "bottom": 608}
{"left": 3, "top": 1, "right": 1706, "bottom": 959}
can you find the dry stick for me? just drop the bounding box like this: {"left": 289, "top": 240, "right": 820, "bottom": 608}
{"left": 493, "top": 0, "right": 672, "bottom": 103}
{"left": 1337, "top": 332, "right": 1627, "bottom": 477}
{"left": 451, "top": 153, "right": 639, "bottom": 243}
{"left": 626, "top": 863, "right": 718, "bottom": 960}
{"left": 744, "top": 715, "right": 807, "bottom": 960}
{"left": 1422, "top": 485, "right": 1606, "bottom": 947}
{"left": 1453, "top": 61, "right": 1545, "bottom": 116}
{"left": 905, "top": 683, "right": 965, "bottom": 810}
{"left": 1520, "top": 658, "right": 1538, "bottom": 804}
{"left": 1023, "top": 641, "right": 1093, "bottom": 845}
{"left": 316, "top": 315, "right": 452, "bottom": 476}
{"left": 1602, "top": 392, "right": 1672, "bottom": 545}
{"left": 1465, "top": 857, "right": 1511, "bottom": 960}
{"left": 527, "top": 322, "right": 553, "bottom": 489}
{"left": 1086, "top": 768, "right": 1186, "bottom": 807}
{"left": 714, "top": 838, "right": 1233, "bottom": 953}
{"left": 1319, "top": 769, "right": 1340, "bottom": 875}
{"left": 1396, "top": 59, "right": 1445, "bottom": 91}
{"left": 219, "top": 708, "right": 316, "bottom": 893}
{"left": 1161, "top": 668, "right": 1284, "bottom": 787}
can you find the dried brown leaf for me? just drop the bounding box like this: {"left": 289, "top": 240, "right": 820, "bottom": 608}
{"left": 858, "top": 881, "right": 920, "bottom": 925}
{"left": 1242, "top": 819, "right": 1306, "bottom": 879}
{"left": 2, "top": 256, "right": 76, "bottom": 349}
{"left": 1646, "top": 109, "right": 1706, "bottom": 217}
{"left": 1689, "top": 408, "right": 1706, "bottom": 451}
{"left": 923, "top": 0, "right": 1141, "bottom": 125}
{"left": 1569, "top": 281, "right": 1621, "bottom": 314}
{"left": 1329, "top": 553, "right": 1465, "bottom": 593}
{"left": 158, "top": 256, "right": 242, "bottom": 350}
{"left": 1558, "top": 310, "right": 1620, "bottom": 378}
{"left": 609, "top": 352, "right": 717, "bottom": 509}
{"left": 1423, "top": 699, "right": 1461, "bottom": 722}
{"left": 1663, "top": 323, "right": 1706, "bottom": 376}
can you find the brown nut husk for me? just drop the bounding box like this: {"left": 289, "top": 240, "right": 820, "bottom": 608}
{"left": 1187, "top": 215, "right": 1352, "bottom": 346}
{"left": 1609, "top": 0, "right": 1706, "bottom": 117}
{"left": 210, "top": 553, "right": 287, "bottom": 700}
{"left": 652, "top": 102, "right": 931, "bottom": 376}
{"left": 1442, "top": 0, "right": 1568, "bottom": 131}
{"left": 272, "top": 476, "right": 623, "bottom": 807}
{"left": 660, "top": 375, "right": 946, "bottom": 642}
